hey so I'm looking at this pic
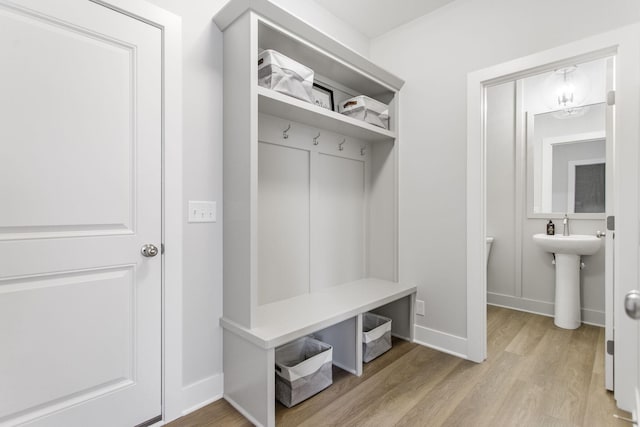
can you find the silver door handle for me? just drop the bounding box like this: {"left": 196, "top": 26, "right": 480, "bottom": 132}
{"left": 624, "top": 290, "right": 640, "bottom": 320}
{"left": 141, "top": 244, "right": 159, "bottom": 258}
{"left": 596, "top": 230, "right": 606, "bottom": 238}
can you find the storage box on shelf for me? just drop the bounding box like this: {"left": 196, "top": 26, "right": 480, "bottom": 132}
{"left": 258, "top": 49, "right": 314, "bottom": 103}
{"left": 215, "top": 1, "right": 410, "bottom": 426}
{"left": 275, "top": 337, "right": 333, "bottom": 408}
{"left": 362, "top": 312, "right": 392, "bottom": 362}
{"left": 339, "top": 95, "right": 390, "bottom": 129}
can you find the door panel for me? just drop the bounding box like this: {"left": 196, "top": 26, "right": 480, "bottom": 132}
{"left": 258, "top": 142, "right": 310, "bottom": 305}
{"left": 315, "top": 154, "right": 366, "bottom": 289}
{"left": 0, "top": 1, "right": 143, "bottom": 240}
{"left": 0, "top": 267, "right": 135, "bottom": 419}
{"left": 0, "top": 1, "right": 161, "bottom": 425}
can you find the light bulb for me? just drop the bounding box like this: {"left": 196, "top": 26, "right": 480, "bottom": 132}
{"left": 543, "top": 65, "right": 589, "bottom": 112}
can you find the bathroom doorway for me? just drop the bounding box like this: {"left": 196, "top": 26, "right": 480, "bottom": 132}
{"left": 484, "top": 57, "right": 612, "bottom": 385}
{"left": 466, "top": 25, "right": 640, "bottom": 413}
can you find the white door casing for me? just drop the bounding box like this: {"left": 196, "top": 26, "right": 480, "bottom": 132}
{"left": 604, "top": 56, "right": 615, "bottom": 391}
{"left": 0, "top": 1, "right": 162, "bottom": 425}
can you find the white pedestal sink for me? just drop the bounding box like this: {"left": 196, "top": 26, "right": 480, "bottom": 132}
{"left": 533, "top": 234, "right": 602, "bottom": 329}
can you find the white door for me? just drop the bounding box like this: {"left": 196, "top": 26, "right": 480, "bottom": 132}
{"left": 613, "top": 25, "right": 640, "bottom": 413}
{"left": 621, "top": 289, "right": 640, "bottom": 420}
{"left": 0, "top": 1, "right": 162, "bottom": 426}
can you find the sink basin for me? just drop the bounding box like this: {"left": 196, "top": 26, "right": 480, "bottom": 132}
{"left": 533, "top": 233, "right": 602, "bottom": 255}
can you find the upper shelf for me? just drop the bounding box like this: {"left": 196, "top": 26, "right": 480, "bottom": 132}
{"left": 258, "top": 21, "right": 396, "bottom": 101}
{"left": 258, "top": 86, "right": 396, "bottom": 142}
{"left": 213, "top": 0, "right": 404, "bottom": 97}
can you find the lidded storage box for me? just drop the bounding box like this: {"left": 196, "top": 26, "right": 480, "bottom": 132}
{"left": 258, "top": 49, "right": 314, "bottom": 103}
{"left": 362, "top": 312, "right": 392, "bottom": 363}
{"left": 275, "top": 337, "right": 333, "bottom": 408}
{"left": 339, "top": 95, "right": 389, "bottom": 129}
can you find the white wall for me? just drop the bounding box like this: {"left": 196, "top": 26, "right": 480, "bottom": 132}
{"left": 143, "top": 0, "right": 369, "bottom": 416}
{"left": 369, "top": 0, "right": 640, "bottom": 346}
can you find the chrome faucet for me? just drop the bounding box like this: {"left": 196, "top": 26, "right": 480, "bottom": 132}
{"left": 563, "top": 214, "right": 570, "bottom": 236}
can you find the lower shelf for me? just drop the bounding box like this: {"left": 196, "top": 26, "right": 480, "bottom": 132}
{"left": 222, "top": 280, "right": 416, "bottom": 427}
{"left": 220, "top": 278, "right": 416, "bottom": 349}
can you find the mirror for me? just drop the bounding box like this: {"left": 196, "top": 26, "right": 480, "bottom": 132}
{"left": 527, "top": 102, "right": 606, "bottom": 216}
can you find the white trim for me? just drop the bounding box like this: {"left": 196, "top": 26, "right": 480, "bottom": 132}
{"left": 487, "top": 293, "right": 605, "bottom": 326}
{"left": 92, "top": 0, "right": 183, "bottom": 422}
{"left": 181, "top": 374, "right": 224, "bottom": 416}
{"left": 467, "top": 24, "right": 640, "bottom": 388}
{"left": 413, "top": 324, "right": 467, "bottom": 360}
{"left": 466, "top": 50, "right": 487, "bottom": 363}
{"left": 514, "top": 81, "right": 525, "bottom": 298}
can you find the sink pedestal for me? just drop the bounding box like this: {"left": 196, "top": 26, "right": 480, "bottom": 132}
{"left": 554, "top": 253, "right": 581, "bottom": 329}
{"left": 532, "top": 233, "right": 602, "bottom": 330}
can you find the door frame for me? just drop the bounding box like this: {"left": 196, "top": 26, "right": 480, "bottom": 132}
{"left": 90, "top": 0, "right": 183, "bottom": 422}
{"left": 466, "top": 24, "right": 640, "bottom": 411}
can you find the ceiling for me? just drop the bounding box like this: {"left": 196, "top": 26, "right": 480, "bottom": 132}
{"left": 314, "top": 0, "right": 457, "bottom": 39}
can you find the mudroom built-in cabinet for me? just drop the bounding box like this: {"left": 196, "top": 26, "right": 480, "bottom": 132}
{"left": 214, "top": 1, "right": 415, "bottom": 425}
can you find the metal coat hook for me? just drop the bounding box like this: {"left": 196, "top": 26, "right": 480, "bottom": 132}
{"left": 283, "top": 124, "right": 291, "bottom": 139}
{"left": 313, "top": 132, "right": 320, "bottom": 145}
{"left": 339, "top": 139, "right": 346, "bottom": 151}
{"left": 360, "top": 145, "right": 366, "bottom": 156}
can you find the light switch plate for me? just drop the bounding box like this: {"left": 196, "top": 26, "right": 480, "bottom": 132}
{"left": 416, "top": 300, "right": 425, "bottom": 316}
{"left": 188, "top": 201, "right": 216, "bottom": 223}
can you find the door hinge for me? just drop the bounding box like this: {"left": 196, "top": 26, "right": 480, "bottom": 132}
{"left": 607, "top": 90, "right": 616, "bottom": 106}
{"left": 607, "top": 216, "right": 615, "bottom": 231}
{"left": 607, "top": 340, "right": 614, "bottom": 355}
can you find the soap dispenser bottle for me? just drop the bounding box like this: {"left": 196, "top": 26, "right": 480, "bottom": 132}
{"left": 546, "top": 220, "right": 555, "bottom": 235}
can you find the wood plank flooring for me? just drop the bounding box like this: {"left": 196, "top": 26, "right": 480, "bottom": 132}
{"left": 167, "top": 306, "right": 631, "bottom": 426}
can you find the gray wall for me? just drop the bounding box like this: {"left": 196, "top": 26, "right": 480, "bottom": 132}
{"left": 369, "top": 0, "right": 639, "bottom": 341}
{"left": 486, "top": 82, "right": 517, "bottom": 298}
{"left": 146, "top": 0, "right": 225, "bottom": 396}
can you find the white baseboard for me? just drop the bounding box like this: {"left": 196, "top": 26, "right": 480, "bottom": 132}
{"left": 413, "top": 324, "right": 468, "bottom": 359}
{"left": 181, "top": 373, "right": 224, "bottom": 416}
{"left": 487, "top": 292, "right": 604, "bottom": 326}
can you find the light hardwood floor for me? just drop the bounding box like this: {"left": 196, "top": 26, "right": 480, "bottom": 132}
{"left": 168, "top": 306, "right": 631, "bottom": 426}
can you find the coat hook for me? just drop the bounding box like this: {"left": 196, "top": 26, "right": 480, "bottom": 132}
{"left": 313, "top": 132, "right": 320, "bottom": 145}
{"left": 339, "top": 139, "right": 346, "bottom": 151}
{"left": 283, "top": 124, "right": 291, "bottom": 139}
{"left": 360, "top": 145, "right": 366, "bottom": 156}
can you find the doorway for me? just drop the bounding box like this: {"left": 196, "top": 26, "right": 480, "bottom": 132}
{"left": 484, "top": 57, "right": 612, "bottom": 385}
{"left": 467, "top": 25, "right": 640, "bottom": 412}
